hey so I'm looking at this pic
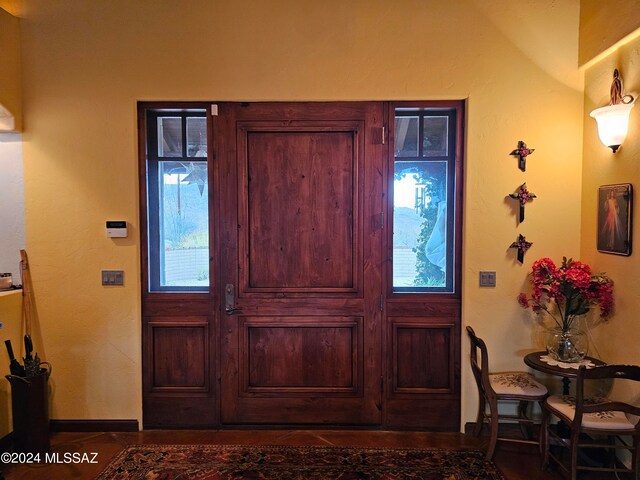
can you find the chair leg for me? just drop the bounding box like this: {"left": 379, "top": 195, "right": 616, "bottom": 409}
{"left": 632, "top": 436, "right": 639, "bottom": 480}
{"left": 486, "top": 398, "right": 499, "bottom": 461}
{"left": 569, "top": 431, "right": 579, "bottom": 480}
{"left": 473, "top": 393, "right": 486, "bottom": 437}
{"left": 517, "top": 400, "right": 530, "bottom": 439}
{"left": 541, "top": 406, "right": 550, "bottom": 468}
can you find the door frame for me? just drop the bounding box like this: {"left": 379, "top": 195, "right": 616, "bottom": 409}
{"left": 138, "top": 100, "right": 464, "bottom": 430}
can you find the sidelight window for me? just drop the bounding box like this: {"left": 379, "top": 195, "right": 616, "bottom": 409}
{"left": 145, "top": 110, "right": 210, "bottom": 292}
{"left": 392, "top": 109, "right": 457, "bottom": 293}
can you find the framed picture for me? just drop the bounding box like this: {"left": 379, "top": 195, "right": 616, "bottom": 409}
{"left": 597, "top": 183, "right": 633, "bottom": 256}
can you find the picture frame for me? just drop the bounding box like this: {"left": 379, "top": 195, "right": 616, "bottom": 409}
{"left": 597, "top": 183, "right": 633, "bottom": 256}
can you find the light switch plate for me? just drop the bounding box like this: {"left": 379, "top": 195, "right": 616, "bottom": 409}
{"left": 102, "top": 270, "right": 124, "bottom": 286}
{"left": 479, "top": 271, "right": 496, "bottom": 287}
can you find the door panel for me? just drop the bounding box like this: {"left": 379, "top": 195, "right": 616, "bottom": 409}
{"left": 150, "top": 321, "right": 209, "bottom": 390}
{"left": 142, "top": 315, "right": 218, "bottom": 428}
{"left": 384, "top": 308, "right": 461, "bottom": 430}
{"left": 241, "top": 317, "right": 360, "bottom": 392}
{"left": 219, "top": 103, "right": 383, "bottom": 425}
{"left": 391, "top": 319, "right": 455, "bottom": 393}
{"left": 241, "top": 126, "right": 360, "bottom": 291}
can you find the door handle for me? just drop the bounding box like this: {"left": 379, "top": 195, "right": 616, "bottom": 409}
{"left": 224, "top": 283, "right": 242, "bottom": 315}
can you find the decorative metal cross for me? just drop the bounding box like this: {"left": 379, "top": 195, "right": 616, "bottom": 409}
{"left": 508, "top": 183, "right": 537, "bottom": 222}
{"left": 509, "top": 234, "right": 533, "bottom": 263}
{"left": 510, "top": 140, "right": 535, "bottom": 172}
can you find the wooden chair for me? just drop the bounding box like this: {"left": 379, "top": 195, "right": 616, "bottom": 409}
{"left": 466, "top": 326, "right": 549, "bottom": 460}
{"left": 542, "top": 364, "right": 640, "bottom": 480}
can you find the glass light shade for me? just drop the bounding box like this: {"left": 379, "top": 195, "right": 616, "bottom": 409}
{"left": 590, "top": 102, "right": 634, "bottom": 152}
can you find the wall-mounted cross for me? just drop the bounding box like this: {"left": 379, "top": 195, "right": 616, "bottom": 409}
{"left": 508, "top": 183, "right": 536, "bottom": 222}
{"left": 509, "top": 234, "right": 532, "bottom": 263}
{"left": 510, "top": 140, "right": 535, "bottom": 172}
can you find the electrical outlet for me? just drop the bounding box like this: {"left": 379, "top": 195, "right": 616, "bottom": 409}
{"left": 102, "top": 270, "right": 124, "bottom": 286}
{"left": 479, "top": 271, "right": 496, "bottom": 287}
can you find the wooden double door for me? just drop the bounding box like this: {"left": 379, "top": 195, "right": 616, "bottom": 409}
{"left": 141, "top": 102, "right": 462, "bottom": 429}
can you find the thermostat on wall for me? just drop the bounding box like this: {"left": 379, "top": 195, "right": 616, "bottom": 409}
{"left": 106, "top": 221, "right": 127, "bottom": 238}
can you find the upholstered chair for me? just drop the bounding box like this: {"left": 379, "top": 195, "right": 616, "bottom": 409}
{"left": 467, "top": 326, "right": 549, "bottom": 460}
{"left": 542, "top": 364, "right": 640, "bottom": 480}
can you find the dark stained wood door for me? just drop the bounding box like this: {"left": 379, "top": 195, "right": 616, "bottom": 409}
{"left": 217, "top": 103, "right": 384, "bottom": 425}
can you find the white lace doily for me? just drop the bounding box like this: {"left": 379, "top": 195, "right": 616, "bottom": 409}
{"left": 539, "top": 354, "right": 596, "bottom": 369}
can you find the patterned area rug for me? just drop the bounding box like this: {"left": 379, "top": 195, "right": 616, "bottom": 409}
{"left": 96, "top": 444, "right": 505, "bottom": 479}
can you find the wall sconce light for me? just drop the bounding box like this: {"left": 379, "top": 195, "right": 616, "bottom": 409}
{"left": 590, "top": 69, "right": 634, "bottom": 153}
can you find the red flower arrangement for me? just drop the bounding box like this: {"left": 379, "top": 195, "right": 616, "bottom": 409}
{"left": 518, "top": 257, "right": 614, "bottom": 331}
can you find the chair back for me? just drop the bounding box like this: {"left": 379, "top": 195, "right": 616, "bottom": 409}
{"left": 574, "top": 364, "right": 640, "bottom": 430}
{"left": 466, "top": 326, "right": 492, "bottom": 395}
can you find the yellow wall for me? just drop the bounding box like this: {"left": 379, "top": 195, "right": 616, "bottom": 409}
{"left": 1, "top": 0, "right": 584, "bottom": 428}
{"left": 581, "top": 35, "right": 640, "bottom": 376}
{"left": 0, "top": 7, "right": 22, "bottom": 131}
{"left": 578, "top": 0, "right": 640, "bottom": 68}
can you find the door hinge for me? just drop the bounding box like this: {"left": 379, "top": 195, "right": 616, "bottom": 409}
{"left": 381, "top": 126, "right": 386, "bottom": 144}
{"left": 379, "top": 212, "right": 384, "bottom": 230}
{"left": 211, "top": 104, "right": 218, "bottom": 116}
{"left": 379, "top": 295, "right": 384, "bottom": 312}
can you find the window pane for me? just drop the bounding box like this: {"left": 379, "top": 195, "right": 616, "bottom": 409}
{"left": 423, "top": 116, "right": 448, "bottom": 157}
{"left": 187, "top": 117, "right": 207, "bottom": 157}
{"left": 393, "top": 161, "right": 448, "bottom": 289}
{"left": 394, "top": 116, "right": 419, "bottom": 157}
{"left": 158, "top": 161, "right": 209, "bottom": 288}
{"left": 157, "top": 117, "right": 182, "bottom": 157}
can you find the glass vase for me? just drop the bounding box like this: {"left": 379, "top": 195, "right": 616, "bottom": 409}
{"left": 546, "top": 327, "right": 588, "bottom": 362}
